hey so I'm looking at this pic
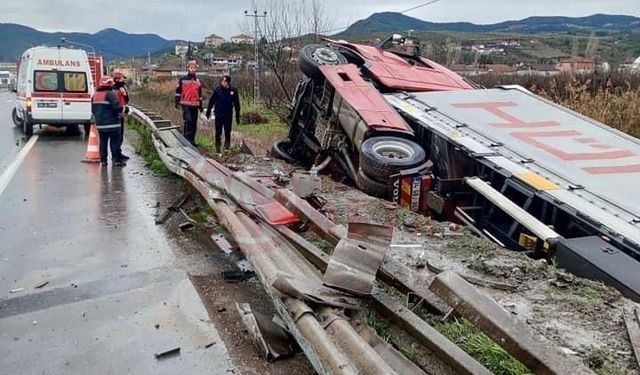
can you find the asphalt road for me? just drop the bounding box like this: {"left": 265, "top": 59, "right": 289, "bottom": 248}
{"left": 0, "top": 97, "right": 233, "bottom": 374}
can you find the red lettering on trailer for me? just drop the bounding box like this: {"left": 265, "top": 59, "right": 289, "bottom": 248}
{"left": 511, "top": 130, "right": 634, "bottom": 161}
{"left": 583, "top": 164, "right": 640, "bottom": 174}
{"left": 452, "top": 102, "right": 560, "bottom": 128}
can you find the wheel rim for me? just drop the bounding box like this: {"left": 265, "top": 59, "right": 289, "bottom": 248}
{"left": 372, "top": 140, "right": 415, "bottom": 160}
{"left": 311, "top": 47, "right": 339, "bottom": 65}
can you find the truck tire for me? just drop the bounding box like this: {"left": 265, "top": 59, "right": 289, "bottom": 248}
{"left": 360, "top": 136, "right": 426, "bottom": 180}
{"left": 271, "top": 140, "right": 297, "bottom": 164}
{"left": 23, "top": 120, "right": 33, "bottom": 138}
{"left": 11, "top": 108, "right": 23, "bottom": 127}
{"left": 357, "top": 168, "right": 392, "bottom": 199}
{"left": 299, "top": 44, "right": 347, "bottom": 81}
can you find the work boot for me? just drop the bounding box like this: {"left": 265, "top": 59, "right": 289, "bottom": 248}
{"left": 101, "top": 161, "right": 107, "bottom": 167}
{"left": 113, "top": 160, "right": 127, "bottom": 167}
{"left": 215, "top": 145, "right": 221, "bottom": 154}
{"left": 224, "top": 143, "right": 230, "bottom": 150}
{"left": 120, "top": 153, "right": 130, "bottom": 160}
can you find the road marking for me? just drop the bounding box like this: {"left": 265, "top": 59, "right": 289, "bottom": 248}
{"left": 0, "top": 135, "right": 39, "bottom": 196}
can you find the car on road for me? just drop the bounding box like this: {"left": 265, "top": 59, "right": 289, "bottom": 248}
{"left": 274, "top": 34, "right": 640, "bottom": 301}
{"left": 12, "top": 46, "right": 100, "bottom": 137}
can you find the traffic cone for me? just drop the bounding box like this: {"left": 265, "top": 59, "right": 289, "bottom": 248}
{"left": 82, "top": 124, "right": 101, "bottom": 163}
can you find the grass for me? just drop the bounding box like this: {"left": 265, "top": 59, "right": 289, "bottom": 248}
{"left": 127, "top": 120, "right": 174, "bottom": 177}
{"left": 420, "top": 312, "right": 533, "bottom": 375}
{"left": 366, "top": 311, "right": 392, "bottom": 343}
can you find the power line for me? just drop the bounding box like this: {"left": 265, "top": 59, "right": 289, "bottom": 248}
{"left": 322, "top": 0, "right": 445, "bottom": 35}
{"left": 400, "top": 0, "right": 442, "bottom": 14}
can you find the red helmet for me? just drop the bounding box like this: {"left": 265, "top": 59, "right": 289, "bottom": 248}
{"left": 98, "top": 76, "right": 114, "bottom": 88}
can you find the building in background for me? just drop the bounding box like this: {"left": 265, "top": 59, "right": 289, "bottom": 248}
{"left": 230, "top": 34, "right": 254, "bottom": 44}
{"left": 204, "top": 34, "right": 225, "bottom": 48}
{"left": 175, "top": 41, "right": 189, "bottom": 57}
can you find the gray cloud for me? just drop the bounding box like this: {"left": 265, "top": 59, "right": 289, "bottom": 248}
{"left": 1, "top": 0, "right": 638, "bottom": 41}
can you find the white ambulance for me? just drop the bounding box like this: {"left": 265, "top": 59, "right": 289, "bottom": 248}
{"left": 12, "top": 46, "right": 96, "bottom": 137}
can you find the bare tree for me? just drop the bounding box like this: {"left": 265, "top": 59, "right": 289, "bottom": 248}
{"left": 243, "top": 0, "right": 333, "bottom": 115}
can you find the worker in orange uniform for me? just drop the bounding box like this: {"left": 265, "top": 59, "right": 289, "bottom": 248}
{"left": 174, "top": 60, "right": 203, "bottom": 146}
{"left": 112, "top": 72, "right": 130, "bottom": 159}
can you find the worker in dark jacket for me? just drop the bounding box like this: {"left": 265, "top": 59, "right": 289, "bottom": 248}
{"left": 113, "top": 72, "right": 130, "bottom": 160}
{"left": 206, "top": 75, "right": 241, "bottom": 153}
{"left": 92, "top": 76, "right": 125, "bottom": 166}
{"left": 175, "top": 60, "right": 202, "bottom": 146}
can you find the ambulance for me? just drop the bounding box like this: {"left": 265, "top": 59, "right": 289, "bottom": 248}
{"left": 12, "top": 46, "right": 97, "bottom": 137}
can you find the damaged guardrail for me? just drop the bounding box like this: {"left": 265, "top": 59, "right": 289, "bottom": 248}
{"left": 129, "top": 105, "right": 595, "bottom": 375}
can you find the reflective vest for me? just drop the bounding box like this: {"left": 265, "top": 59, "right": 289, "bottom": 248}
{"left": 178, "top": 75, "right": 202, "bottom": 107}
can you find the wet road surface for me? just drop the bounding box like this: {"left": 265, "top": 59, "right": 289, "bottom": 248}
{"left": 0, "top": 104, "right": 233, "bottom": 374}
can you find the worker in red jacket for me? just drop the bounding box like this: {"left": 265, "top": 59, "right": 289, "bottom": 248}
{"left": 174, "top": 60, "right": 202, "bottom": 146}
{"left": 112, "top": 72, "right": 130, "bottom": 159}
{"left": 92, "top": 76, "right": 125, "bottom": 166}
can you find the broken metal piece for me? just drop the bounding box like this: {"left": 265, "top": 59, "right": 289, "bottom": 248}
{"left": 211, "top": 233, "right": 235, "bottom": 254}
{"left": 291, "top": 172, "right": 323, "bottom": 198}
{"left": 221, "top": 270, "right": 255, "bottom": 283}
{"left": 155, "top": 193, "right": 190, "bottom": 224}
{"left": 323, "top": 222, "right": 393, "bottom": 296}
{"left": 178, "top": 221, "right": 195, "bottom": 231}
{"left": 34, "top": 281, "right": 49, "bottom": 289}
{"left": 426, "top": 261, "right": 518, "bottom": 292}
{"left": 272, "top": 273, "right": 360, "bottom": 310}
{"left": 154, "top": 347, "right": 180, "bottom": 359}
{"left": 9, "top": 288, "right": 23, "bottom": 294}
{"left": 236, "top": 302, "right": 296, "bottom": 362}
{"left": 430, "top": 271, "right": 593, "bottom": 375}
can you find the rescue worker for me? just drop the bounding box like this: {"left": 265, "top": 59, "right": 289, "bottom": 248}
{"left": 92, "top": 76, "right": 125, "bottom": 166}
{"left": 205, "top": 75, "right": 241, "bottom": 153}
{"left": 112, "top": 72, "right": 130, "bottom": 160}
{"left": 174, "top": 60, "right": 203, "bottom": 146}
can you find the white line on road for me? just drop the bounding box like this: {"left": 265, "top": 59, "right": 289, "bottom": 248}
{"left": 4, "top": 100, "right": 12, "bottom": 103}
{"left": 0, "top": 135, "right": 39, "bottom": 196}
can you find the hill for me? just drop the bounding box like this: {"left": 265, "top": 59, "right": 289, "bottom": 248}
{"left": 339, "top": 13, "right": 640, "bottom": 37}
{"left": 0, "top": 24, "right": 175, "bottom": 61}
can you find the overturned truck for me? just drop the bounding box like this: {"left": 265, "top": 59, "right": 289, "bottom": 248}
{"left": 273, "top": 35, "right": 640, "bottom": 301}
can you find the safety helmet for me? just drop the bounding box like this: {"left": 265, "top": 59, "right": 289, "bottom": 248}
{"left": 99, "top": 76, "right": 115, "bottom": 88}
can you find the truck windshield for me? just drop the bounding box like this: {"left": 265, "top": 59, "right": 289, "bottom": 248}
{"left": 33, "top": 71, "right": 88, "bottom": 93}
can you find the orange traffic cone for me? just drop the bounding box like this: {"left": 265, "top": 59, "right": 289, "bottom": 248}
{"left": 82, "top": 124, "right": 101, "bottom": 163}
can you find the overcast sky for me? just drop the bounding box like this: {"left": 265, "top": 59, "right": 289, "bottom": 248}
{"left": 1, "top": 0, "right": 638, "bottom": 41}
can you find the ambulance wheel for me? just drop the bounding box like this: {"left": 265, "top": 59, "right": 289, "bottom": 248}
{"left": 83, "top": 123, "right": 91, "bottom": 137}
{"left": 356, "top": 168, "right": 392, "bottom": 199}
{"left": 360, "top": 136, "right": 425, "bottom": 180}
{"left": 299, "top": 44, "right": 347, "bottom": 81}
{"left": 23, "top": 120, "right": 33, "bottom": 138}
{"left": 11, "top": 108, "right": 23, "bottom": 127}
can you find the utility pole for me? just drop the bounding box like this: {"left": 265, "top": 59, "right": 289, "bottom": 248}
{"left": 244, "top": 8, "right": 267, "bottom": 110}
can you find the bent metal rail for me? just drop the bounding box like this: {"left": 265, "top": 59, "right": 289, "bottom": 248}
{"left": 128, "top": 105, "right": 594, "bottom": 375}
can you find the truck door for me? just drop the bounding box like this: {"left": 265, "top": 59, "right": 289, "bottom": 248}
{"left": 60, "top": 71, "right": 91, "bottom": 122}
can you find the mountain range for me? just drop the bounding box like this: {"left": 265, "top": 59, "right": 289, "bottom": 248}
{"left": 0, "top": 23, "right": 174, "bottom": 61}
{"left": 339, "top": 13, "right": 640, "bottom": 37}
{"left": 2, "top": 13, "right": 640, "bottom": 62}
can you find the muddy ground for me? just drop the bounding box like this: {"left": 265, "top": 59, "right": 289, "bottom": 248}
{"left": 126, "top": 102, "right": 639, "bottom": 374}
{"left": 205, "top": 147, "right": 640, "bottom": 375}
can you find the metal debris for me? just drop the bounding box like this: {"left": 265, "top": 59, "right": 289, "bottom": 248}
{"left": 221, "top": 270, "right": 255, "bottom": 283}
{"left": 291, "top": 171, "right": 322, "bottom": 198}
{"left": 272, "top": 273, "right": 360, "bottom": 310}
{"left": 154, "top": 347, "right": 181, "bottom": 359}
{"left": 34, "top": 281, "right": 49, "bottom": 289}
{"left": 236, "top": 302, "right": 296, "bottom": 361}
{"left": 323, "top": 222, "right": 393, "bottom": 296}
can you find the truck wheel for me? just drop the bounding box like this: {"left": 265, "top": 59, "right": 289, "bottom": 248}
{"left": 360, "top": 136, "right": 425, "bottom": 180}
{"left": 357, "top": 168, "right": 392, "bottom": 199}
{"left": 299, "top": 44, "right": 347, "bottom": 81}
{"left": 11, "top": 108, "right": 23, "bottom": 127}
{"left": 23, "top": 120, "right": 33, "bottom": 138}
{"left": 271, "top": 140, "right": 297, "bottom": 164}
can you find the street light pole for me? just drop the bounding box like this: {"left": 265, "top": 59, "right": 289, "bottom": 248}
{"left": 244, "top": 9, "right": 267, "bottom": 110}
